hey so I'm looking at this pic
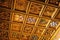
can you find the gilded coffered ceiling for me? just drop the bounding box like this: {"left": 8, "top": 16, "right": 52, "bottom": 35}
{"left": 0, "top": 0, "right": 60, "bottom": 40}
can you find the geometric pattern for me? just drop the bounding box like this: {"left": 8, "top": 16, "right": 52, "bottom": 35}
{"left": 0, "top": 0, "right": 60, "bottom": 40}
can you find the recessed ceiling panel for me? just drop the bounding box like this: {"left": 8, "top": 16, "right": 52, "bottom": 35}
{"left": 10, "top": 31, "right": 20, "bottom": 40}
{"left": 39, "top": 35, "right": 50, "bottom": 40}
{"left": 30, "top": 35, "right": 39, "bottom": 40}
{"left": 0, "top": 21, "right": 9, "bottom": 30}
{"left": 2, "top": 31, "right": 9, "bottom": 40}
{"left": 42, "top": 6, "right": 56, "bottom": 17}
{"left": 48, "top": 20, "right": 59, "bottom": 29}
{"left": 29, "top": 2, "right": 43, "bottom": 15}
{"left": 15, "top": 0, "right": 28, "bottom": 12}
{"left": 12, "top": 12, "right": 25, "bottom": 23}
{"left": 20, "top": 34, "right": 30, "bottom": 40}
{"left": 0, "top": 0, "right": 12, "bottom": 8}
{"left": 10, "top": 22, "right": 22, "bottom": 32}
{"left": 44, "top": 28, "right": 56, "bottom": 37}
{"left": 34, "top": 27, "right": 45, "bottom": 36}
{"left": 22, "top": 24, "right": 34, "bottom": 34}
{"left": 0, "top": 8, "right": 10, "bottom": 21}
{"left": 26, "top": 15, "right": 38, "bottom": 25}
{"left": 38, "top": 18, "right": 49, "bottom": 27}
{"left": 55, "top": 11, "right": 60, "bottom": 19}
{"left": 48, "top": 0, "right": 60, "bottom": 6}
